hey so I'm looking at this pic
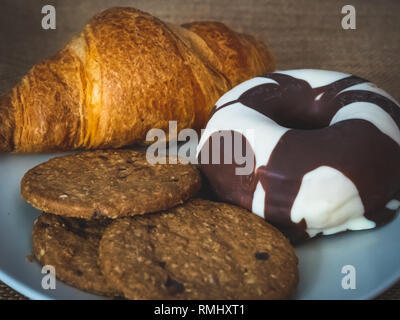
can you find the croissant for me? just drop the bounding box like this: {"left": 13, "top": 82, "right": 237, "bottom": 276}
{"left": 0, "top": 7, "right": 275, "bottom": 153}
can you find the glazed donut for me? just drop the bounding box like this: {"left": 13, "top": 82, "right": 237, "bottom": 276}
{"left": 197, "top": 69, "right": 400, "bottom": 242}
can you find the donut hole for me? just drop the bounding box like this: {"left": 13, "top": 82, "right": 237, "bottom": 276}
{"left": 270, "top": 114, "right": 326, "bottom": 131}
{"left": 238, "top": 85, "right": 330, "bottom": 130}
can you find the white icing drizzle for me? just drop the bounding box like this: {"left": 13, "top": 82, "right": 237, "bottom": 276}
{"left": 386, "top": 199, "right": 400, "bottom": 211}
{"left": 197, "top": 69, "right": 400, "bottom": 238}
{"left": 330, "top": 102, "right": 400, "bottom": 146}
{"left": 339, "top": 82, "right": 400, "bottom": 106}
{"left": 275, "top": 69, "right": 349, "bottom": 88}
{"left": 290, "top": 166, "right": 375, "bottom": 237}
{"left": 197, "top": 103, "right": 289, "bottom": 170}
{"left": 252, "top": 182, "right": 266, "bottom": 218}
{"left": 215, "top": 77, "right": 278, "bottom": 109}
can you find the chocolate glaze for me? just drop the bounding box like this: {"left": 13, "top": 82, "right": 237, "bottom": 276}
{"left": 199, "top": 72, "right": 400, "bottom": 243}
{"left": 258, "top": 119, "right": 400, "bottom": 229}
{"left": 214, "top": 74, "right": 400, "bottom": 130}
{"left": 198, "top": 130, "right": 257, "bottom": 210}
{"left": 199, "top": 129, "right": 311, "bottom": 243}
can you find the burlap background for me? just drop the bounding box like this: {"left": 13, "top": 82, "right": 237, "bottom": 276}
{"left": 0, "top": 0, "right": 399, "bottom": 299}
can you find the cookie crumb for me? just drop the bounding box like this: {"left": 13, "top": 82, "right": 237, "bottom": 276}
{"left": 165, "top": 276, "right": 185, "bottom": 295}
{"left": 255, "top": 252, "right": 270, "bottom": 260}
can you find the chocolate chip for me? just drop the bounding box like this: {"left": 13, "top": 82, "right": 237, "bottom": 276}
{"left": 255, "top": 252, "right": 269, "bottom": 260}
{"left": 117, "top": 172, "right": 129, "bottom": 179}
{"left": 147, "top": 224, "right": 156, "bottom": 232}
{"left": 158, "top": 261, "right": 166, "bottom": 268}
{"left": 165, "top": 276, "right": 184, "bottom": 295}
{"left": 77, "top": 219, "right": 88, "bottom": 230}
{"left": 63, "top": 220, "right": 89, "bottom": 239}
{"left": 98, "top": 155, "right": 108, "bottom": 160}
{"left": 39, "top": 222, "right": 50, "bottom": 229}
{"left": 75, "top": 269, "right": 83, "bottom": 276}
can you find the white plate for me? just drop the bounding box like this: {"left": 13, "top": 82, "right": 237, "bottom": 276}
{"left": 0, "top": 152, "right": 399, "bottom": 300}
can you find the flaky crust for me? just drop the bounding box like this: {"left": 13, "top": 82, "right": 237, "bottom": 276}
{"left": 182, "top": 21, "right": 275, "bottom": 88}
{"left": 0, "top": 7, "right": 275, "bottom": 153}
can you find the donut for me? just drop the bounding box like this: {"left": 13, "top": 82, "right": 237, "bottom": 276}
{"left": 196, "top": 69, "right": 400, "bottom": 242}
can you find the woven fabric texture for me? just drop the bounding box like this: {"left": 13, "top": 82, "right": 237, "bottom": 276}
{"left": 0, "top": 0, "right": 399, "bottom": 300}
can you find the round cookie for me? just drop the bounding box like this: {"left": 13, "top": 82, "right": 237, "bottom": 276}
{"left": 99, "top": 198, "right": 298, "bottom": 300}
{"left": 21, "top": 149, "right": 202, "bottom": 219}
{"left": 32, "top": 213, "right": 120, "bottom": 296}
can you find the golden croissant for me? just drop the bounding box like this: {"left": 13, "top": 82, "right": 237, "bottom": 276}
{"left": 0, "top": 7, "right": 275, "bottom": 153}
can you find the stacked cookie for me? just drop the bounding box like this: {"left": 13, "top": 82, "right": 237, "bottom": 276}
{"left": 21, "top": 149, "right": 298, "bottom": 299}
